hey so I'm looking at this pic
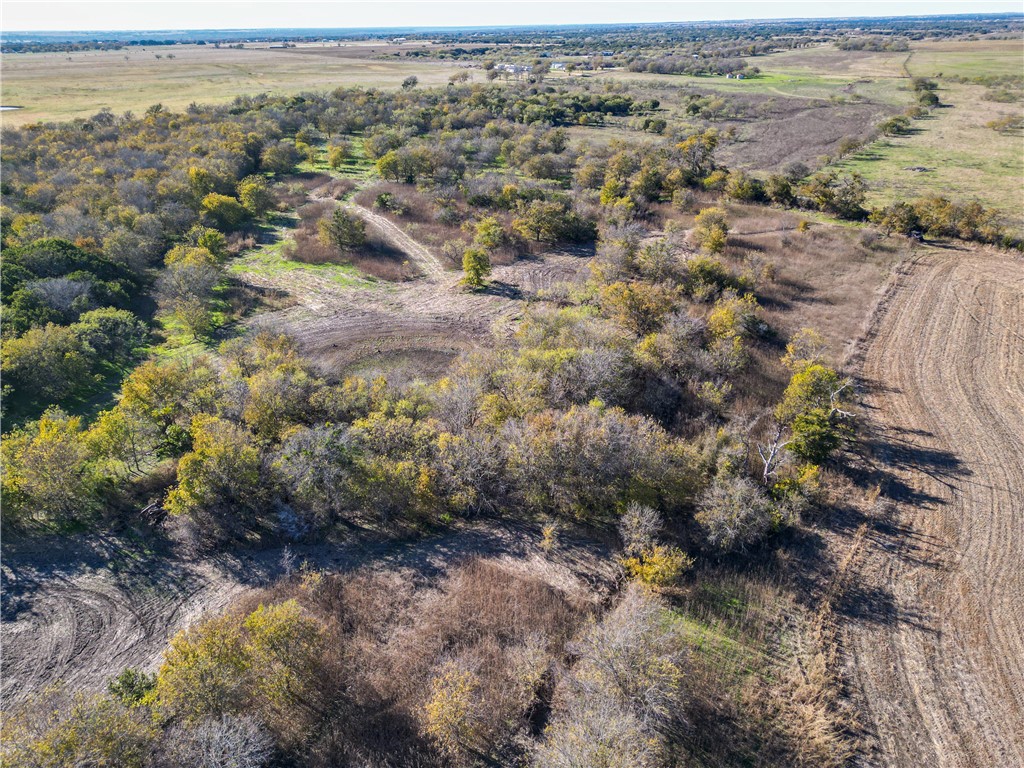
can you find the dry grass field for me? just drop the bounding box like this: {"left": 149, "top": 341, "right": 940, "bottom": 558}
{"left": 0, "top": 42, "right": 461, "bottom": 126}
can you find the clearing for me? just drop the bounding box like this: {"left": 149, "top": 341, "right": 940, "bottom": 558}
{"left": 845, "top": 247, "right": 1024, "bottom": 766}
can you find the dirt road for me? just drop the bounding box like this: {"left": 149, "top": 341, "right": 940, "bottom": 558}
{"left": 349, "top": 203, "right": 448, "bottom": 278}
{"left": 847, "top": 248, "right": 1024, "bottom": 767}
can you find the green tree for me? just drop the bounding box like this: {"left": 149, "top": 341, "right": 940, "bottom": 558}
{"left": 165, "top": 415, "right": 269, "bottom": 542}
{"left": 237, "top": 175, "right": 273, "bottom": 218}
{"left": 473, "top": 216, "right": 505, "bottom": 250}
{"left": 1, "top": 689, "right": 156, "bottom": 768}
{"left": 1, "top": 323, "right": 93, "bottom": 402}
{"left": 462, "top": 246, "right": 492, "bottom": 289}
{"left": 201, "top": 193, "right": 247, "bottom": 230}
{"left": 326, "top": 141, "right": 350, "bottom": 169}
{"left": 71, "top": 307, "right": 147, "bottom": 370}
{"left": 260, "top": 141, "right": 302, "bottom": 174}
{"left": 318, "top": 208, "right": 367, "bottom": 252}
{"left": 692, "top": 206, "right": 729, "bottom": 254}
{"left": 1, "top": 409, "right": 98, "bottom": 527}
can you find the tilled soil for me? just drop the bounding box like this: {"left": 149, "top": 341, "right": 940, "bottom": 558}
{"left": 846, "top": 248, "right": 1024, "bottom": 767}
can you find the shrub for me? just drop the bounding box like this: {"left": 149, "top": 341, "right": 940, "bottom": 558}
{"left": 691, "top": 207, "right": 729, "bottom": 254}
{"left": 695, "top": 474, "right": 776, "bottom": 552}
{"left": 620, "top": 545, "right": 694, "bottom": 587}
{"left": 1, "top": 689, "right": 156, "bottom": 768}
{"left": 163, "top": 715, "right": 273, "bottom": 768}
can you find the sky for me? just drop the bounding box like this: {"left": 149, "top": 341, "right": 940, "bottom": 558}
{"left": 2, "top": 0, "right": 1020, "bottom": 32}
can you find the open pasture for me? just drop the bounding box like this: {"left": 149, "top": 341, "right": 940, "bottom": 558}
{"left": 0, "top": 43, "right": 459, "bottom": 126}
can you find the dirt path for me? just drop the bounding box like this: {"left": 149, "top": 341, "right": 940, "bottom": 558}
{"left": 847, "top": 248, "right": 1024, "bottom": 767}
{"left": 349, "top": 203, "right": 447, "bottom": 278}
{"left": 1, "top": 522, "right": 614, "bottom": 707}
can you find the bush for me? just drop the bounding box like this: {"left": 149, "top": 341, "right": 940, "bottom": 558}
{"left": 695, "top": 474, "right": 776, "bottom": 552}
{"left": 1, "top": 688, "right": 156, "bottom": 768}
{"left": 691, "top": 207, "right": 729, "bottom": 254}
{"left": 318, "top": 208, "right": 367, "bottom": 252}
{"left": 162, "top": 715, "right": 273, "bottom": 768}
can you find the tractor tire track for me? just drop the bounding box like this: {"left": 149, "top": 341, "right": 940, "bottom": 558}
{"left": 847, "top": 249, "right": 1024, "bottom": 767}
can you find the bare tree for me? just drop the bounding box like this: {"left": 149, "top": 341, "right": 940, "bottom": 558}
{"left": 617, "top": 502, "right": 662, "bottom": 556}
{"left": 162, "top": 715, "right": 273, "bottom": 768}
{"left": 757, "top": 422, "right": 792, "bottom": 486}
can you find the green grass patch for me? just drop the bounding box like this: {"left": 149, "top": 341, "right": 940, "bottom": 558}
{"left": 229, "top": 231, "right": 373, "bottom": 288}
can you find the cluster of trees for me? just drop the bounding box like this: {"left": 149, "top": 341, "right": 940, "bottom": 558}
{"left": 627, "top": 55, "right": 759, "bottom": 77}
{"left": 3, "top": 209, "right": 827, "bottom": 554}
{"left": 0, "top": 100, "right": 304, "bottom": 418}
{"left": 870, "top": 196, "right": 1008, "bottom": 243}
{"left": 836, "top": 36, "right": 910, "bottom": 51}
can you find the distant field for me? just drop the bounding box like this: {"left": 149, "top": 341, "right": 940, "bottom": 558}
{"left": 618, "top": 39, "right": 1022, "bottom": 228}
{"left": 908, "top": 38, "right": 1024, "bottom": 79}
{"left": 0, "top": 43, "right": 461, "bottom": 126}
{"left": 835, "top": 82, "right": 1023, "bottom": 227}
{"left": 832, "top": 41, "right": 1024, "bottom": 231}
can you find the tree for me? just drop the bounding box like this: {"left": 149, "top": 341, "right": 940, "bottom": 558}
{"left": 617, "top": 502, "right": 662, "bottom": 556}
{"left": 165, "top": 415, "right": 269, "bottom": 542}
{"left": 1, "top": 323, "right": 93, "bottom": 402}
{"left": 1, "top": 689, "right": 156, "bottom": 768}
{"left": 473, "top": 216, "right": 505, "bottom": 250}
{"left": 725, "top": 170, "right": 764, "bottom": 202}
{"left": 326, "top": 142, "right": 350, "bottom": 169}
{"left": 273, "top": 424, "right": 354, "bottom": 522}
{"left": 187, "top": 225, "right": 229, "bottom": 260}
{"left": 260, "top": 141, "right": 302, "bottom": 174}
{"left": 696, "top": 474, "right": 776, "bottom": 552}
{"left": 1, "top": 408, "right": 98, "bottom": 527}
{"left": 512, "top": 198, "right": 594, "bottom": 243}
{"left": 424, "top": 666, "right": 482, "bottom": 760}
{"left": 156, "top": 247, "right": 222, "bottom": 339}
{"left": 692, "top": 206, "right": 729, "bottom": 254}
{"left": 791, "top": 407, "right": 842, "bottom": 464}
{"left": 765, "top": 174, "right": 795, "bottom": 206}
{"left": 620, "top": 544, "right": 693, "bottom": 588}
{"left": 676, "top": 129, "right": 719, "bottom": 182}
{"left": 775, "top": 363, "right": 851, "bottom": 424}
{"left": 71, "top": 307, "right": 147, "bottom": 369}
{"left": 163, "top": 715, "right": 273, "bottom": 768}
{"left": 801, "top": 171, "right": 867, "bottom": 219}
{"left": 237, "top": 175, "right": 273, "bottom": 218}
{"left": 86, "top": 402, "right": 162, "bottom": 476}
{"left": 318, "top": 208, "right": 366, "bottom": 252}
{"left": 119, "top": 356, "right": 220, "bottom": 449}
{"left": 599, "top": 281, "right": 678, "bottom": 336}
{"left": 461, "top": 246, "right": 492, "bottom": 289}
{"left": 201, "top": 194, "right": 247, "bottom": 230}
{"left": 108, "top": 668, "right": 157, "bottom": 706}
{"left": 535, "top": 586, "right": 687, "bottom": 767}
{"left": 870, "top": 201, "right": 921, "bottom": 236}
{"left": 154, "top": 600, "right": 325, "bottom": 743}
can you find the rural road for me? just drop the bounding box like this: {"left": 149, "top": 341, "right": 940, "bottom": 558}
{"left": 847, "top": 249, "right": 1024, "bottom": 767}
